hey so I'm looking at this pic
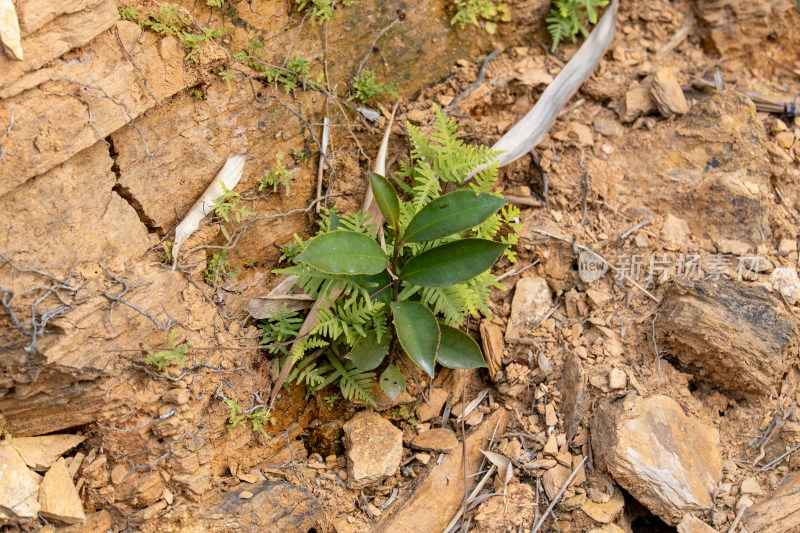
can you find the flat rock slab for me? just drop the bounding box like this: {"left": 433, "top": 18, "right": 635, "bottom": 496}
{"left": 38, "top": 457, "right": 85, "bottom": 524}
{"left": 561, "top": 352, "right": 589, "bottom": 442}
{"left": 505, "top": 277, "right": 553, "bottom": 341}
{"left": 411, "top": 428, "right": 458, "bottom": 453}
{"left": 742, "top": 471, "right": 800, "bottom": 533}
{"left": 618, "top": 91, "right": 771, "bottom": 245}
{"left": 343, "top": 411, "right": 403, "bottom": 489}
{"left": 591, "top": 395, "right": 723, "bottom": 525}
{"left": 376, "top": 408, "right": 510, "bottom": 532}
{"left": 6, "top": 434, "right": 86, "bottom": 471}
{"left": 655, "top": 278, "right": 796, "bottom": 397}
{"left": 164, "top": 480, "right": 322, "bottom": 532}
{"left": 0, "top": 446, "right": 42, "bottom": 522}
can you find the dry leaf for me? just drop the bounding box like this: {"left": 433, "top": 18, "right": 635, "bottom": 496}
{"left": 466, "top": 0, "right": 618, "bottom": 177}
{"left": 0, "top": 0, "right": 23, "bottom": 61}
{"left": 172, "top": 154, "right": 246, "bottom": 267}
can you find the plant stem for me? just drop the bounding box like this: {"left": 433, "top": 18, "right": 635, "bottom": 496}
{"left": 391, "top": 238, "right": 401, "bottom": 300}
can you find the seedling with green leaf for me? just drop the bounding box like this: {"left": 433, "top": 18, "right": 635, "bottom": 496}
{"left": 224, "top": 398, "right": 276, "bottom": 437}
{"left": 547, "top": 0, "right": 608, "bottom": 51}
{"left": 143, "top": 330, "right": 191, "bottom": 375}
{"left": 348, "top": 70, "right": 400, "bottom": 106}
{"left": 212, "top": 181, "right": 255, "bottom": 223}
{"left": 451, "top": 0, "right": 511, "bottom": 34}
{"left": 259, "top": 107, "right": 520, "bottom": 406}
{"left": 258, "top": 155, "right": 293, "bottom": 195}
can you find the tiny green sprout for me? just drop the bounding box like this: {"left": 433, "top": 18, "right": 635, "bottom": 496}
{"left": 218, "top": 67, "right": 235, "bottom": 92}
{"left": 348, "top": 70, "right": 400, "bottom": 106}
{"left": 143, "top": 330, "right": 191, "bottom": 376}
{"left": 451, "top": 0, "right": 510, "bottom": 34}
{"left": 212, "top": 181, "right": 255, "bottom": 223}
{"left": 118, "top": 6, "right": 142, "bottom": 22}
{"left": 258, "top": 155, "right": 293, "bottom": 195}
{"left": 187, "top": 86, "right": 204, "bottom": 99}
{"left": 295, "top": 0, "right": 335, "bottom": 24}
{"left": 161, "top": 240, "right": 176, "bottom": 262}
{"left": 324, "top": 394, "right": 342, "bottom": 410}
{"left": 206, "top": 244, "right": 240, "bottom": 286}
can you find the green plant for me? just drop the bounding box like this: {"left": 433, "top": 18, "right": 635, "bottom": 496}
{"left": 451, "top": 0, "right": 510, "bottom": 34}
{"left": 161, "top": 240, "right": 176, "bottom": 262}
{"left": 547, "top": 0, "right": 608, "bottom": 51}
{"left": 143, "top": 330, "right": 191, "bottom": 375}
{"left": 296, "top": 0, "right": 335, "bottom": 24}
{"left": 218, "top": 67, "right": 235, "bottom": 91}
{"left": 348, "top": 70, "right": 400, "bottom": 106}
{"left": 278, "top": 235, "right": 305, "bottom": 263}
{"left": 258, "top": 155, "right": 293, "bottom": 195}
{"left": 212, "top": 182, "right": 255, "bottom": 223}
{"left": 187, "top": 85, "right": 204, "bottom": 99}
{"left": 118, "top": 6, "right": 142, "bottom": 22}
{"left": 206, "top": 243, "right": 240, "bottom": 285}
{"left": 140, "top": 5, "right": 229, "bottom": 63}
{"left": 391, "top": 406, "right": 418, "bottom": 425}
{"left": 267, "top": 55, "right": 312, "bottom": 94}
{"left": 324, "top": 394, "right": 342, "bottom": 409}
{"left": 259, "top": 107, "right": 518, "bottom": 406}
{"left": 224, "top": 399, "right": 276, "bottom": 437}
{"left": 292, "top": 147, "right": 311, "bottom": 164}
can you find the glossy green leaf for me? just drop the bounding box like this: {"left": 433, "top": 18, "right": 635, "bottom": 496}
{"left": 379, "top": 364, "right": 406, "bottom": 400}
{"left": 295, "top": 230, "right": 389, "bottom": 275}
{"left": 399, "top": 239, "right": 508, "bottom": 287}
{"left": 369, "top": 172, "right": 400, "bottom": 230}
{"left": 403, "top": 190, "right": 507, "bottom": 243}
{"left": 355, "top": 269, "right": 393, "bottom": 305}
{"left": 436, "top": 324, "right": 488, "bottom": 369}
{"left": 391, "top": 301, "right": 440, "bottom": 378}
{"left": 346, "top": 331, "right": 389, "bottom": 371}
{"left": 329, "top": 212, "right": 343, "bottom": 231}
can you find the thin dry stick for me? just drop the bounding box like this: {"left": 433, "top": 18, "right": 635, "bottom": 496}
{"left": 315, "top": 116, "right": 330, "bottom": 212}
{"left": 461, "top": 369, "right": 468, "bottom": 532}
{"left": 355, "top": 18, "right": 400, "bottom": 78}
{"left": 444, "top": 465, "right": 497, "bottom": 532}
{"left": 503, "top": 194, "right": 542, "bottom": 207}
{"left": 531, "top": 228, "right": 660, "bottom": 303}
{"left": 531, "top": 456, "right": 587, "bottom": 533}
{"left": 444, "top": 48, "right": 502, "bottom": 114}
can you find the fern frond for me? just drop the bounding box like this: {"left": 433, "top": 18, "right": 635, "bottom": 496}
{"left": 326, "top": 353, "right": 376, "bottom": 406}
{"left": 420, "top": 285, "right": 470, "bottom": 325}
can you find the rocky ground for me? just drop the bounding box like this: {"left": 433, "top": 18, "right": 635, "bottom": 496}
{"left": 2, "top": 0, "right": 800, "bottom": 532}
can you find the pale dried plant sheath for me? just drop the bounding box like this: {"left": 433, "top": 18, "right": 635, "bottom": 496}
{"left": 172, "top": 154, "right": 246, "bottom": 268}
{"left": 466, "top": 0, "right": 619, "bottom": 178}
{"left": 0, "top": 0, "right": 23, "bottom": 61}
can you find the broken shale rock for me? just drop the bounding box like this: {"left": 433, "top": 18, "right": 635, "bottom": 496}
{"left": 619, "top": 90, "right": 771, "bottom": 245}
{"left": 376, "top": 408, "right": 510, "bottom": 532}
{"left": 164, "top": 480, "right": 322, "bottom": 533}
{"left": 38, "top": 457, "right": 85, "bottom": 525}
{"left": 655, "top": 278, "right": 796, "bottom": 397}
{"left": 505, "top": 277, "right": 553, "bottom": 342}
{"left": 0, "top": 445, "right": 41, "bottom": 522}
{"left": 5, "top": 434, "right": 86, "bottom": 471}
{"left": 591, "top": 395, "right": 723, "bottom": 526}
{"left": 561, "top": 352, "right": 589, "bottom": 442}
{"left": 741, "top": 471, "right": 800, "bottom": 533}
{"left": 343, "top": 411, "right": 403, "bottom": 489}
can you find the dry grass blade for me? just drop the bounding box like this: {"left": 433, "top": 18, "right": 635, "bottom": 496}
{"left": 172, "top": 154, "right": 246, "bottom": 268}
{"left": 465, "top": 0, "right": 619, "bottom": 178}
